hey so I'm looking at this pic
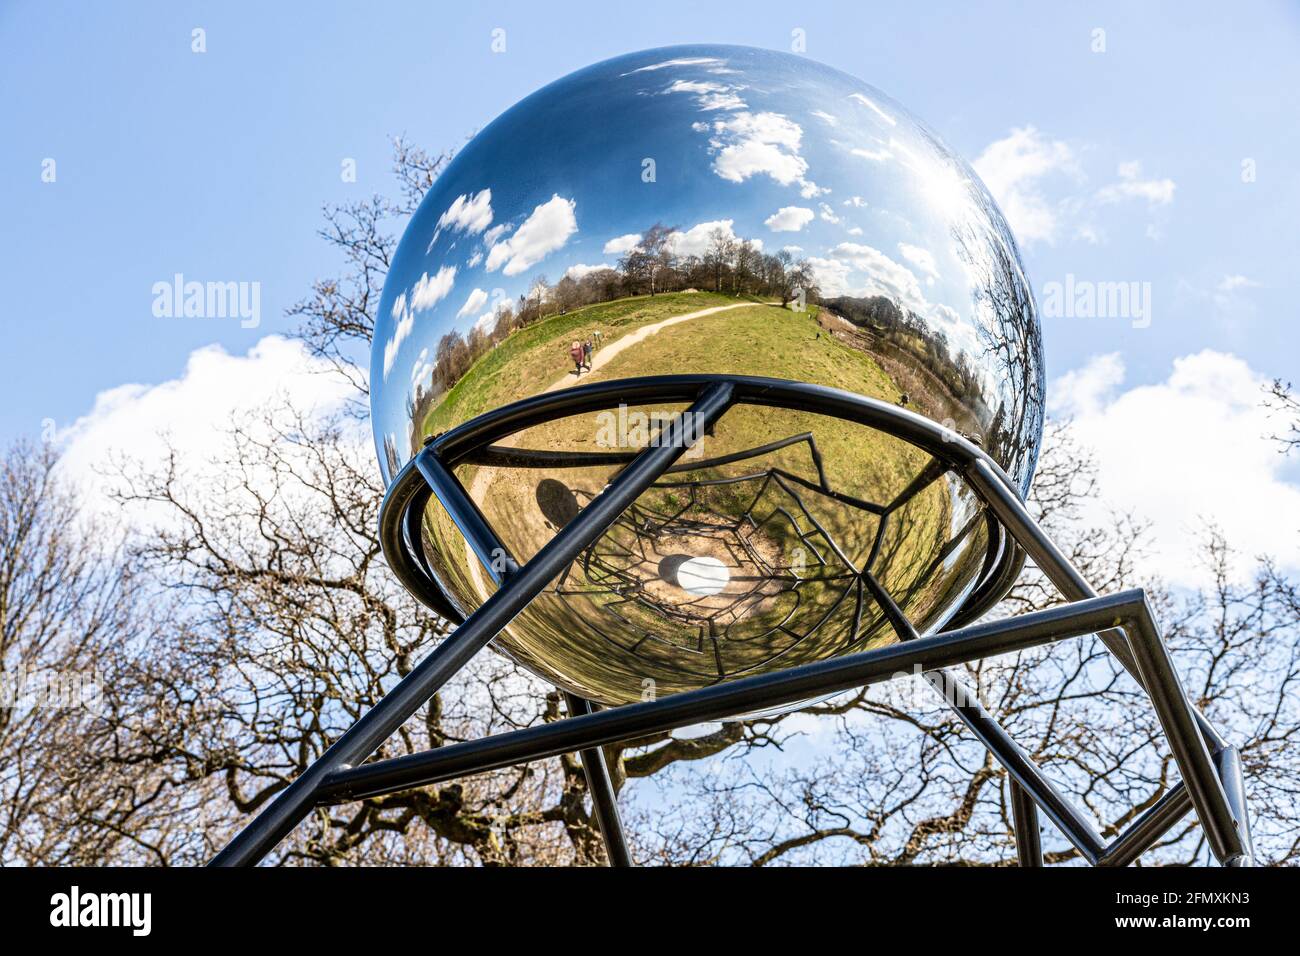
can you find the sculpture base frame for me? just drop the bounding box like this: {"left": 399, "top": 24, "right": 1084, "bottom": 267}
{"left": 210, "top": 376, "right": 1253, "bottom": 868}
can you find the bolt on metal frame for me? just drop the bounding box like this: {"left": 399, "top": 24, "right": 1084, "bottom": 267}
{"left": 211, "top": 376, "right": 1254, "bottom": 868}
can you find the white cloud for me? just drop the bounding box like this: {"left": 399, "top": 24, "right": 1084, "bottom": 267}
{"left": 1218, "top": 274, "right": 1259, "bottom": 292}
{"left": 457, "top": 287, "right": 489, "bottom": 318}
{"left": 382, "top": 315, "right": 412, "bottom": 381}
{"left": 1096, "top": 161, "right": 1176, "bottom": 206}
{"left": 666, "top": 79, "right": 722, "bottom": 94}
{"left": 470, "top": 290, "right": 512, "bottom": 335}
{"left": 603, "top": 232, "right": 642, "bottom": 255}
{"left": 1178, "top": 274, "right": 1261, "bottom": 323}
{"left": 381, "top": 265, "right": 456, "bottom": 379}
{"left": 824, "top": 242, "right": 928, "bottom": 312}
{"left": 842, "top": 195, "right": 867, "bottom": 208}
{"left": 714, "top": 135, "right": 806, "bottom": 185}
{"left": 410, "top": 347, "right": 432, "bottom": 391}
{"left": 485, "top": 194, "right": 578, "bottom": 276}
{"left": 57, "top": 336, "right": 357, "bottom": 520}
{"left": 382, "top": 295, "right": 413, "bottom": 381}
{"left": 667, "top": 219, "right": 757, "bottom": 258}
{"left": 473, "top": 303, "right": 506, "bottom": 335}
{"left": 1051, "top": 352, "right": 1126, "bottom": 416}
{"left": 665, "top": 79, "right": 746, "bottom": 111}
{"left": 434, "top": 189, "right": 493, "bottom": 238}
{"left": 709, "top": 111, "right": 810, "bottom": 187}
{"left": 564, "top": 262, "right": 616, "bottom": 280}
{"left": 849, "top": 145, "right": 892, "bottom": 163}
{"left": 898, "top": 242, "right": 939, "bottom": 280}
{"left": 975, "top": 131, "right": 1176, "bottom": 246}
{"left": 699, "top": 92, "right": 748, "bottom": 111}
{"left": 818, "top": 202, "right": 840, "bottom": 224}
{"left": 805, "top": 256, "right": 855, "bottom": 297}
{"left": 848, "top": 92, "right": 897, "bottom": 126}
{"left": 624, "top": 57, "right": 723, "bottom": 75}
{"left": 410, "top": 265, "right": 457, "bottom": 311}
{"left": 1049, "top": 351, "right": 1300, "bottom": 586}
{"left": 973, "top": 126, "right": 1080, "bottom": 245}
{"left": 811, "top": 109, "right": 838, "bottom": 127}
{"left": 764, "top": 205, "right": 815, "bottom": 232}
{"left": 1076, "top": 223, "right": 1103, "bottom": 245}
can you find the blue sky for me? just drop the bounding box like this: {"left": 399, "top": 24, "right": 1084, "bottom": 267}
{"left": 3, "top": 1, "right": 1299, "bottom": 582}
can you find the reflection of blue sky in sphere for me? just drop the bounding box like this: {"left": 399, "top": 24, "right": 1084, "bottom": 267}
{"left": 676, "top": 556, "right": 730, "bottom": 596}
{"left": 371, "top": 44, "right": 1042, "bottom": 488}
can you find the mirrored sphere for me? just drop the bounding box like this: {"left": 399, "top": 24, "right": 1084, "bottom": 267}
{"left": 371, "top": 44, "right": 1044, "bottom": 705}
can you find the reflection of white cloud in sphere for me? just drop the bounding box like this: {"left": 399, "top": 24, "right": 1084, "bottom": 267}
{"left": 676, "top": 556, "right": 730, "bottom": 596}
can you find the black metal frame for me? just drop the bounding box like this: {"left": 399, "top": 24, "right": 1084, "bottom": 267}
{"left": 211, "top": 375, "right": 1254, "bottom": 867}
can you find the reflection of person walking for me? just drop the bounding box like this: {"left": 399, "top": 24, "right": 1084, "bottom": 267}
{"left": 568, "top": 341, "right": 585, "bottom": 375}
{"left": 582, "top": 340, "right": 593, "bottom": 368}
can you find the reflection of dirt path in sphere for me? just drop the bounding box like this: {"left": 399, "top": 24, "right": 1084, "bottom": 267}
{"left": 634, "top": 522, "right": 787, "bottom": 625}
{"left": 462, "top": 301, "right": 750, "bottom": 599}
{"left": 542, "top": 301, "right": 747, "bottom": 395}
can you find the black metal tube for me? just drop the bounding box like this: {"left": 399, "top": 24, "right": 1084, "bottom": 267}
{"left": 866, "top": 571, "right": 1104, "bottom": 862}
{"left": 925, "top": 669, "right": 1105, "bottom": 863}
{"left": 563, "top": 693, "right": 633, "bottom": 868}
{"left": 390, "top": 375, "right": 1023, "bottom": 641}
{"left": 967, "top": 459, "right": 1230, "bottom": 753}
{"left": 960, "top": 469, "right": 1243, "bottom": 866}
{"left": 318, "top": 591, "right": 1146, "bottom": 804}
{"left": 210, "top": 382, "right": 734, "bottom": 866}
{"left": 1010, "top": 781, "right": 1044, "bottom": 867}
{"left": 1214, "top": 747, "right": 1255, "bottom": 866}
{"left": 379, "top": 460, "right": 465, "bottom": 624}
{"left": 966, "top": 459, "right": 1143, "bottom": 673}
{"left": 1097, "top": 782, "right": 1193, "bottom": 868}
{"left": 353, "top": 373, "right": 1249, "bottom": 870}
{"left": 465, "top": 430, "right": 818, "bottom": 474}
{"left": 1124, "top": 603, "right": 1245, "bottom": 865}
{"left": 416, "top": 447, "right": 519, "bottom": 585}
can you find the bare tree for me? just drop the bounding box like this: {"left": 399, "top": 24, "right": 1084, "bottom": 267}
{"left": 629, "top": 426, "right": 1300, "bottom": 865}
{"left": 10, "top": 139, "right": 1295, "bottom": 867}
{"left": 1267, "top": 379, "right": 1300, "bottom": 456}
{"left": 619, "top": 223, "right": 676, "bottom": 297}
{"left": 704, "top": 227, "right": 736, "bottom": 294}
{"left": 0, "top": 440, "right": 190, "bottom": 864}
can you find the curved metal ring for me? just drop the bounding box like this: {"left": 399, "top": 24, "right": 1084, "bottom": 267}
{"left": 379, "top": 374, "right": 1031, "bottom": 631}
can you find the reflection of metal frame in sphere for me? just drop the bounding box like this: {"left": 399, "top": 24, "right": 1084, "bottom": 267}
{"left": 549, "top": 431, "right": 981, "bottom": 684}
{"left": 211, "top": 375, "right": 1254, "bottom": 869}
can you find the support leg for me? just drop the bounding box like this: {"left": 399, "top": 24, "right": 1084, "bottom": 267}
{"left": 865, "top": 571, "right": 1104, "bottom": 862}
{"left": 1010, "top": 781, "right": 1043, "bottom": 867}
{"left": 967, "top": 458, "right": 1248, "bottom": 866}
{"left": 1098, "top": 783, "right": 1193, "bottom": 867}
{"left": 563, "top": 692, "right": 633, "bottom": 867}
{"left": 1214, "top": 747, "right": 1255, "bottom": 866}
{"left": 1125, "top": 604, "right": 1246, "bottom": 865}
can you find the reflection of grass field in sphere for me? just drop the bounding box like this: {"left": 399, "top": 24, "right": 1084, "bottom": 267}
{"left": 424, "top": 291, "right": 736, "bottom": 437}
{"left": 417, "top": 292, "right": 984, "bottom": 703}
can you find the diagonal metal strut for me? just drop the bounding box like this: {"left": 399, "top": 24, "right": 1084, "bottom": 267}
{"left": 209, "top": 382, "right": 734, "bottom": 866}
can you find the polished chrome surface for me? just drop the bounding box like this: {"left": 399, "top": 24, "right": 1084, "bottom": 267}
{"left": 370, "top": 44, "right": 1044, "bottom": 705}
